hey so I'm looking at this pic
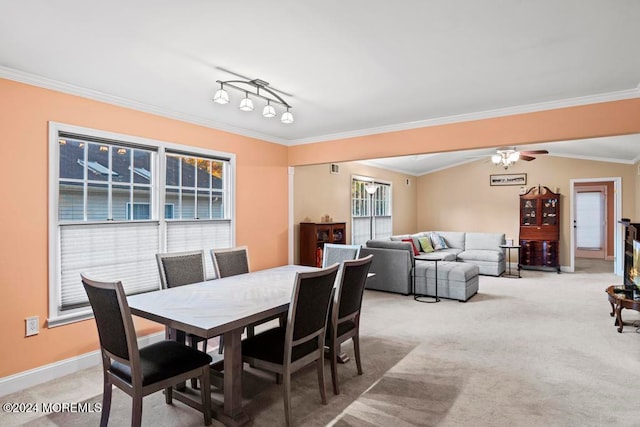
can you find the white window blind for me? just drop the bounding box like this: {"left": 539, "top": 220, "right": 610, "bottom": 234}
{"left": 59, "top": 222, "right": 160, "bottom": 310}
{"left": 374, "top": 216, "right": 392, "bottom": 239}
{"left": 352, "top": 217, "right": 371, "bottom": 246}
{"left": 167, "top": 220, "right": 232, "bottom": 279}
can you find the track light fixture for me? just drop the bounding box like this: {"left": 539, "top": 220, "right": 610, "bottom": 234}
{"left": 213, "top": 78, "right": 294, "bottom": 124}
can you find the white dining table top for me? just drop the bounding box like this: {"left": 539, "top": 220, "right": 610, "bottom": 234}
{"left": 127, "top": 264, "right": 318, "bottom": 338}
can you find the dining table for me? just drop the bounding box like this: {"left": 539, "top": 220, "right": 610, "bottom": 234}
{"left": 127, "top": 264, "right": 318, "bottom": 426}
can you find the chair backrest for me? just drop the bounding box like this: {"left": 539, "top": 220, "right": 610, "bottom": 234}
{"left": 285, "top": 264, "right": 340, "bottom": 361}
{"left": 334, "top": 255, "right": 373, "bottom": 323}
{"left": 156, "top": 250, "right": 206, "bottom": 289}
{"left": 210, "top": 246, "right": 250, "bottom": 279}
{"left": 81, "top": 274, "right": 139, "bottom": 369}
{"left": 322, "top": 244, "right": 361, "bottom": 268}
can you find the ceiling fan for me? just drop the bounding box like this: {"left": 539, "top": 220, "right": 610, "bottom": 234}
{"left": 490, "top": 147, "right": 549, "bottom": 169}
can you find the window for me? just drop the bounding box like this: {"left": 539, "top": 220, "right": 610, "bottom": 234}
{"left": 49, "top": 123, "right": 235, "bottom": 326}
{"left": 351, "top": 176, "right": 392, "bottom": 245}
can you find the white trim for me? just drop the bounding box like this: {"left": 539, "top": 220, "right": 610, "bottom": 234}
{"left": 0, "top": 67, "right": 288, "bottom": 145}
{"left": 2, "top": 66, "right": 639, "bottom": 147}
{"left": 0, "top": 332, "right": 164, "bottom": 397}
{"left": 569, "top": 177, "right": 622, "bottom": 276}
{"left": 290, "top": 87, "right": 640, "bottom": 146}
{"left": 288, "top": 167, "right": 295, "bottom": 264}
{"left": 543, "top": 152, "right": 637, "bottom": 165}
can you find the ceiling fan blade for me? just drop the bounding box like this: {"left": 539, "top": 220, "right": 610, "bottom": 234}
{"left": 520, "top": 150, "right": 548, "bottom": 155}
{"left": 519, "top": 155, "right": 536, "bottom": 161}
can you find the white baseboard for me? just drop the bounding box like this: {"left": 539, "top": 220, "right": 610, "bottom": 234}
{"left": 0, "top": 332, "right": 164, "bottom": 397}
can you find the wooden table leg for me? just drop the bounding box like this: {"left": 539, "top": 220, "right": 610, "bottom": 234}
{"left": 219, "top": 329, "right": 250, "bottom": 426}
{"left": 336, "top": 344, "right": 350, "bottom": 364}
{"left": 615, "top": 304, "right": 624, "bottom": 333}
{"left": 609, "top": 301, "right": 616, "bottom": 318}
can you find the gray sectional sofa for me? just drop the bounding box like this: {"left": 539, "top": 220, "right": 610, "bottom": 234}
{"left": 361, "top": 231, "right": 505, "bottom": 296}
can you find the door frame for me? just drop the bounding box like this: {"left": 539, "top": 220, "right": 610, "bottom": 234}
{"left": 574, "top": 184, "right": 607, "bottom": 259}
{"left": 569, "top": 177, "right": 622, "bottom": 275}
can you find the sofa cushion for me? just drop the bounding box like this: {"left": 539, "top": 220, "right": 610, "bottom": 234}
{"left": 457, "top": 249, "right": 504, "bottom": 262}
{"left": 435, "top": 231, "right": 466, "bottom": 250}
{"left": 415, "top": 252, "right": 456, "bottom": 261}
{"left": 401, "top": 238, "right": 420, "bottom": 256}
{"left": 429, "top": 232, "right": 448, "bottom": 250}
{"left": 390, "top": 234, "right": 421, "bottom": 253}
{"left": 418, "top": 237, "right": 434, "bottom": 253}
{"left": 465, "top": 232, "right": 505, "bottom": 251}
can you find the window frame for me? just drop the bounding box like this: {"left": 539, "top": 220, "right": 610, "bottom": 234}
{"left": 351, "top": 175, "right": 392, "bottom": 245}
{"left": 48, "top": 122, "right": 236, "bottom": 327}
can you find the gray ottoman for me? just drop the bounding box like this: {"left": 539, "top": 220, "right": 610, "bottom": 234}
{"left": 413, "top": 261, "right": 479, "bottom": 302}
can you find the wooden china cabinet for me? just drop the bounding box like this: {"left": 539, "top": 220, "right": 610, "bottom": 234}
{"left": 519, "top": 186, "right": 561, "bottom": 272}
{"left": 299, "top": 222, "right": 346, "bottom": 267}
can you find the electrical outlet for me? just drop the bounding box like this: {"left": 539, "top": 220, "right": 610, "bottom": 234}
{"left": 26, "top": 316, "right": 39, "bottom": 336}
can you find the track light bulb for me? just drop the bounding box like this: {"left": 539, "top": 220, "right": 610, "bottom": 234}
{"left": 239, "top": 93, "right": 254, "bottom": 112}
{"left": 281, "top": 108, "right": 294, "bottom": 124}
{"left": 263, "top": 102, "right": 276, "bottom": 118}
{"left": 213, "top": 84, "right": 229, "bottom": 104}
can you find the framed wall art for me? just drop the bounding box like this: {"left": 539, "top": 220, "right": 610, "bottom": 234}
{"left": 490, "top": 173, "right": 527, "bottom": 186}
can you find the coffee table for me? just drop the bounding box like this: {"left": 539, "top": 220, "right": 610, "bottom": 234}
{"left": 606, "top": 285, "right": 640, "bottom": 333}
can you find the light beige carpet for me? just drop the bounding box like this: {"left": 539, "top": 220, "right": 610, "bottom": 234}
{"left": 2, "top": 259, "right": 639, "bottom": 426}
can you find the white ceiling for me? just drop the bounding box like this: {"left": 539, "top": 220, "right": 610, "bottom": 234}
{"left": 1, "top": 1, "right": 639, "bottom": 167}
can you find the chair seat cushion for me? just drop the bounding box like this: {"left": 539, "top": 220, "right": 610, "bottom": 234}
{"left": 242, "top": 326, "right": 319, "bottom": 365}
{"left": 111, "top": 340, "right": 212, "bottom": 386}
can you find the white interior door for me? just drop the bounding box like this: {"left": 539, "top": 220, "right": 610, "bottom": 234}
{"left": 575, "top": 187, "right": 606, "bottom": 259}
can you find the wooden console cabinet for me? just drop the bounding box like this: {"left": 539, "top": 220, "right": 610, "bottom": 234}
{"left": 519, "top": 186, "right": 560, "bottom": 272}
{"left": 299, "top": 222, "right": 346, "bottom": 267}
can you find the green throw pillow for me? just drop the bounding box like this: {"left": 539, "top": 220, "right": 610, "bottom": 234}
{"left": 418, "top": 237, "right": 434, "bottom": 253}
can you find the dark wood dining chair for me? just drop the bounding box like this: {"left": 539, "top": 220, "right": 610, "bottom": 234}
{"left": 210, "top": 246, "right": 250, "bottom": 279}
{"left": 210, "top": 246, "right": 251, "bottom": 353}
{"left": 326, "top": 254, "right": 373, "bottom": 395}
{"left": 156, "top": 250, "right": 215, "bottom": 386}
{"left": 81, "top": 274, "right": 212, "bottom": 427}
{"left": 241, "top": 264, "right": 340, "bottom": 426}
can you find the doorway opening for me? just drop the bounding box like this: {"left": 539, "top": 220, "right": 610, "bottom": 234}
{"left": 569, "top": 178, "right": 621, "bottom": 275}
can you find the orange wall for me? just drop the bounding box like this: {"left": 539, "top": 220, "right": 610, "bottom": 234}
{"left": 2, "top": 76, "right": 640, "bottom": 381}
{"left": 288, "top": 98, "right": 640, "bottom": 166}
{"left": 0, "top": 78, "right": 289, "bottom": 377}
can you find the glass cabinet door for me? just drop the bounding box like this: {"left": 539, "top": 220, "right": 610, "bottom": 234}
{"left": 541, "top": 197, "right": 558, "bottom": 225}
{"left": 521, "top": 199, "right": 537, "bottom": 225}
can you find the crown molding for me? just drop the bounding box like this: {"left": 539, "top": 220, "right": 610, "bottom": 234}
{"left": 544, "top": 152, "right": 638, "bottom": 165}
{"left": 290, "top": 86, "right": 640, "bottom": 146}
{"left": 355, "top": 160, "right": 422, "bottom": 176}
{"left": 2, "top": 66, "right": 638, "bottom": 148}
{"left": 0, "top": 66, "right": 288, "bottom": 145}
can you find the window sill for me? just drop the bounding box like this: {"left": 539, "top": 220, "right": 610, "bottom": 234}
{"left": 47, "top": 310, "right": 93, "bottom": 328}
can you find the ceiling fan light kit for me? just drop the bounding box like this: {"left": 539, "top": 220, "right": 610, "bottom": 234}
{"left": 212, "top": 78, "right": 294, "bottom": 124}
{"left": 491, "top": 147, "right": 548, "bottom": 169}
